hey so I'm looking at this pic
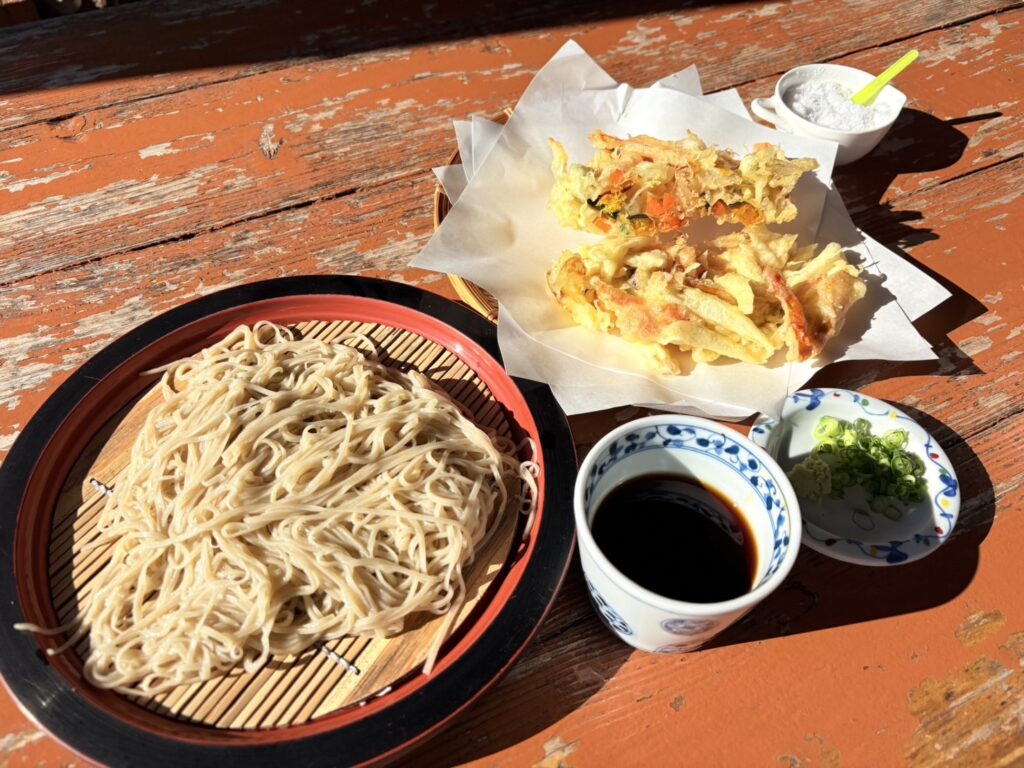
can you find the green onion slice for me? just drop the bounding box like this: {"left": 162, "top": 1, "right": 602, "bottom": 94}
{"left": 787, "top": 415, "right": 929, "bottom": 511}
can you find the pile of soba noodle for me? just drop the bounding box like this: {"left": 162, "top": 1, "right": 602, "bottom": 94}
{"left": 31, "top": 323, "right": 531, "bottom": 695}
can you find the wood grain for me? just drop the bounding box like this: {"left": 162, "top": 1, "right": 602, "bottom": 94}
{"left": 0, "top": 172, "right": 439, "bottom": 456}
{"left": 905, "top": 631, "right": 1024, "bottom": 767}
{"left": 405, "top": 414, "right": 1024, "bottom": 768}
{"left": 0, "top": 0, "right": 1010, "bottom": 133}
{"left": 2, "top": 1, "right": 1024, "bottom": 766}
{"left": 0, "top": 5, "right": 1020, "bottom": 286}
{"left": 738, "top": 10, "right": 1024, "bottom": 213}
{"left": 4, "top": 159, "right": 1023, "bottom": 463}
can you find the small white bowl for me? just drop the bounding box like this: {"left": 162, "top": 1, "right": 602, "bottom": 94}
{"left": 750, "top": 63, "right": 906, "bottom": 165}
{"left": 750, "top": 388, "right": 960, "bottom": 566}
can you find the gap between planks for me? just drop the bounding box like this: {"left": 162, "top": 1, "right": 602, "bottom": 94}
{"left": 4, "top": 147, "right": 1022, "bottom": 295}
{"left": 0, "top": 6, "right": 1021, "bottom": 290}
{"left": 0, "top": 176, "right": 377, "bottom": 290}
{"left": 713, "top": 1, "right": 1024, "bottom": 94}
{"left": 0, "top": 1, "right": 1016, "bottom": 138}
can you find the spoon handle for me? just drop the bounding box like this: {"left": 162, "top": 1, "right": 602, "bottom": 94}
{"left": 852, "top": 49, "right": 919, "bottom": 106}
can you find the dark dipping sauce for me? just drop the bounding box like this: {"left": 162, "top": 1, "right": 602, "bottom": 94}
{"left": 590, "top": 472, "right": 757, "bottom": 603}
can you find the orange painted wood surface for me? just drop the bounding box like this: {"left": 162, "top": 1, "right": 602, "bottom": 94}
{"left": 1, "top": 1, "right": 1023, "bottom": 766}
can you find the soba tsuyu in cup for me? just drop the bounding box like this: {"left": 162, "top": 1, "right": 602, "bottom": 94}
{"left": 574, "top": 415, "right": 802, "bottom": 653}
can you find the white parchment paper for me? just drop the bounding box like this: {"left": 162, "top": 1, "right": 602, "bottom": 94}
{"left": 416, "top": 41, "right": 949, "bottom": 418}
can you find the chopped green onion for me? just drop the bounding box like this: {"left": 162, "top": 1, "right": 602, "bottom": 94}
{"left": 883, "top": 429, "right": 908, "bottom": 449}
{"left": 891, "top": 455, "right": 914, "bottom": 475}
{"left": 814, "top": 440, "right": 838, "bottom": 455}
{"left": 911, "top": 454, "right": 926, "bottom": 476}
{"left": 787, "top": 416, "right": 929, "bottom": 512}
{"left": 813, "top": 416, "right": 842, "bottom": 440}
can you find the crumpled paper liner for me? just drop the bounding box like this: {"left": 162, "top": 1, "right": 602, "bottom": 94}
{"left": 417, "top": 41, "right": 949, "bottom": 418}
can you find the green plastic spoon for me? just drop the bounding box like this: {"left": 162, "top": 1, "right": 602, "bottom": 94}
{"left": 851, "top": 49, "right": 919, "bottom": 106}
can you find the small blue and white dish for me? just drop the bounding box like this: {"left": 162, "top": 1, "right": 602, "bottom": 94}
{"left": 750, "top": 388, "right": 960, "bottom": 566}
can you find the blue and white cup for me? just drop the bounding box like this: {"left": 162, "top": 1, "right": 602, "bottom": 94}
{"left": 575, "top": 415, "right": 802, "bottom": 654}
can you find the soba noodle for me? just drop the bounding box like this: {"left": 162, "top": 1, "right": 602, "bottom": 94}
{"left": 19, "top": 322, "right": 534, "bottom": 695}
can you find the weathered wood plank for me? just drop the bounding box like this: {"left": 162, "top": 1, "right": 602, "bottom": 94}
{"left": 0, "top": 47, "right": 515, "bottom": 284}
{"left": 2, "top": 154, "right": 1022, "bottom": 464}
{"left": 735, "top": 11, "right": 1024, "bottom": 212}
{"left": 0, "top": 0, "right": 530, "bottom": 131}
{"left": 0, "top": 171, "right": 440, "bottom": 456}
{"left": 829, "top": 155, "right": 1024, "bottom": 441}
{"left": 401, "top": 406, "right": 1024, "bottom": 767}
{"left": 1, "top": 7, "right": 1021, "bottom": 288}
{"left": 0, "top": 0, "right": 1010, "bottom": 134}
{"left": 0, "top": 4, "right": 1022, "bottom": 767}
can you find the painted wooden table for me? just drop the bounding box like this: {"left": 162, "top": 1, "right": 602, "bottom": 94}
{"left": 2, "top": 1, "right": 1023, "bottom": 765}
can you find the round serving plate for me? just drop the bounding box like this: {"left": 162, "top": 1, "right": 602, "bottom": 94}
{"left": 0, "top": 275, "right": 576, "bottom": 767}
{"left": 750, "top": 387, "right": 959, "bottom": 566}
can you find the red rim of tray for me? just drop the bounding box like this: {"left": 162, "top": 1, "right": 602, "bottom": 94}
{"left": 0, "top": 275, "right": 577, "bottom": 768}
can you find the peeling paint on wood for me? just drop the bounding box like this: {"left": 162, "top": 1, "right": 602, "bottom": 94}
{"left": 0, "top": 9, "right": 1019, "bottom": 287}
{"left": 905, "top": 638, "right": 1024, "bottom": 767}
{"left": 0, "top": 728, "right": 45, "bottom": 753}
{"left": 1, "top": 3, "right": 1023, "bottom": 768}
{"left": 956, "top": 611, "right": 1007, "bottom": 647}
{"left": 258, "top": 123, "right": 282, "bottom": 159}
{"left": 532, "top": 737, "right": 579, "bottom": 768}
{"left": 0, "top": 0, "right": 1010, "bottom": 135}
{"left": 0, "top": 173, "right": 437, "bottom": 446}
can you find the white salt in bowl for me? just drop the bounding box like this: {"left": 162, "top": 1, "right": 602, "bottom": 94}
{"left": 750, "top": 63, "right": 906, "bottom": 165}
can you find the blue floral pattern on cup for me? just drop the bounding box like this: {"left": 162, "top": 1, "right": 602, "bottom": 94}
{"left": 660, "top": 618, "right": 718, "bottom": 636}
{"left": 586, "top": 578, "right": 633, "bottom": 636}
{"left": 584, "top": 424, "right": 792, "bottom": 584}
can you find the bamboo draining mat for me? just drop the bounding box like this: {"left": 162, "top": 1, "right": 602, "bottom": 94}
{"left": 47, "top": 318, "right": 522, "bottom": 730}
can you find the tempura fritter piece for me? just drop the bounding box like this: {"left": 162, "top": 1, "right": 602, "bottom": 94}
{"left": 548, "top": 131, "right": 818, "bottom": 236}
{"left": 545, "top": 226, "right": 864, "bottom": 370}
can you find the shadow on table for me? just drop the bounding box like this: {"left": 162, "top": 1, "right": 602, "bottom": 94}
{"left": 706, "top": 408, "right": 996, "bottom": 650}
{"left": 794, "top": 108, "right": 998, "bottom": 393}
{"left": 400, "top": 559, "right": 634, "bottom": 767}
{"left": 835, "top": 108, "right": 1003, "bottom": 218}
{"left": 833, "top": 108, "right": 999, "bottom": 221}
{"left": 0, "top": 0, "right": 751, "bottom": 97}
{"left": 804, "top": 251, "right": 987, "bottom": 395}
{"left": 833, "top": 109, "right": 996, "bottom": 292}
{"left": 405, "top": 409, "right": 998, "bottom": 765}
{"left": 406, "top": 409, "right": 998, "bottom": 764}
